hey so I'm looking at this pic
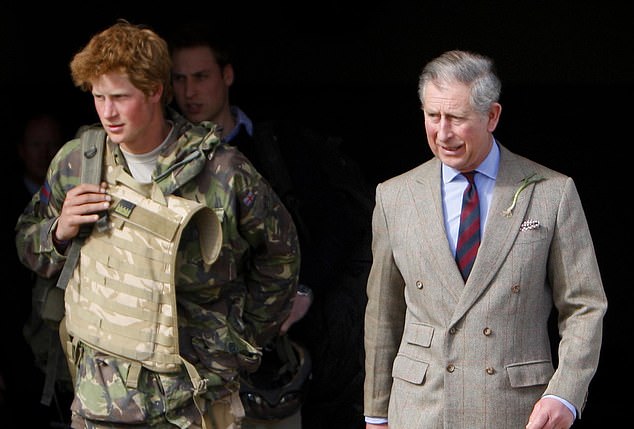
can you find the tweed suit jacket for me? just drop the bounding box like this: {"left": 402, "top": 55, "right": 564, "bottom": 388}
{"left": 363, "top": 144, "right": 607, "bottom": 429}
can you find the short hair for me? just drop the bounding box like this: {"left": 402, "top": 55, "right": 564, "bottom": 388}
{"left": 418, "top": 50, "right": 501, "bottom": 115}
{"left": 166, "top": 22, "right": 233, "bottom": 69}
{"left": 70, "top": 19, "right": 172, "bottom": 105}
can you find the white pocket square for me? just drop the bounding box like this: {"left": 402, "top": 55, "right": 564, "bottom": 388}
{"left": 519, "top": 219, "right": 540, "bottom": 231}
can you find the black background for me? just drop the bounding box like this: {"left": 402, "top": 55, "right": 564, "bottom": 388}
{"left": 3, "top": 1, "right": 631, "bottom": 426}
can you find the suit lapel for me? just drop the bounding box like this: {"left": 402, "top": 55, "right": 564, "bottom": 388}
{"left": 408, "top": 159, "right": 464, "bottom": 302}
{"left": 451, "top": 145, "right": 540, "bottom": 324}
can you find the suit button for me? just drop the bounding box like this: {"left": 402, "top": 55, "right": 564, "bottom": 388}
{"left": 449, "top": 327, "right": 457, "bottom": 335}
{"left": 483, "top": 327, "right": 492, "bottom": 336}
{"left": 485, "top": 367, "right": 495, "bottom": 375}
{"left": 446, "top": 364, "right": 455, "bottom": 373}
{"left": 416, "top": 280, "right": 423, "bottom": 289}
{"left": 511, "top": 284, "right": 520, "bottom": 293}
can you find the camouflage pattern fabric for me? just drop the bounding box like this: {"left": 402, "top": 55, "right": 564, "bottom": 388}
{"left": 70, "top": 379, "right": 244, "bottom": 428}
{"left": 15, "top": 108, "right": 299, "bottom": 427}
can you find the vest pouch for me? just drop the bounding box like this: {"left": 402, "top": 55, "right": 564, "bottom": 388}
{"left": 72, "top": 345, "right": 194, "bottom": 424}
{"left": 33, "top": 275, "right": 65, "bottom": 324}
{"left": 40, "top": 283, "right": 65, "bottom": 324}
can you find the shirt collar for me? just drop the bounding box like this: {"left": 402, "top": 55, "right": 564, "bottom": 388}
{"left": 224, "top": 105, "right": 253, "bottom": 142}
{"left": 442, "top": 139, "right": 500, "bottom": 184}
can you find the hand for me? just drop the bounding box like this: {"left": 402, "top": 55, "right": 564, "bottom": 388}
{"left": 526, "top": 397, "right": 575, "bottom": 429}
{"left": 55, "top": 182, "right": 110, "bottom": 242}
{"left": 366, "top": 424, "right": 388, "bottom": 429}
{"left": 279, "top": 286, "right": 313, "bottom": 334}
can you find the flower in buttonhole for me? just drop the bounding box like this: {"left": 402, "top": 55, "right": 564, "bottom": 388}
{"left": 502, "top": 173, "right": 545, "bottom": 217}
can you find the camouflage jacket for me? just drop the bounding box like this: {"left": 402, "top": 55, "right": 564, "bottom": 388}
{"left": 14, "top": 109, "right": 300, "bottom": 422}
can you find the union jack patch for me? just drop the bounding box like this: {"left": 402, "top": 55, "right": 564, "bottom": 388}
{"left": 40, "top": 180, "right": 52, "bottom": 206}
{"left": 243, "top": 190, "right": 256, "bottom": 207}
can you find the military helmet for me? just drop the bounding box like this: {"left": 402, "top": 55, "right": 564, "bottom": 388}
{"left": 239, "top": 335, "right": 312, "bottom": 420}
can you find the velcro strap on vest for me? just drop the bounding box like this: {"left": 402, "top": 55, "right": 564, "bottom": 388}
{"left": 126, "top": 363, "right": 142, "bottom": 389}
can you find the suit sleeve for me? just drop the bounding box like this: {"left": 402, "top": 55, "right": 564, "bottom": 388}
{"left": 364, "top": 182, "right": 407, "bottom": 418}
{"left": 543, "top": 177, "right": 607, "bottom": 415}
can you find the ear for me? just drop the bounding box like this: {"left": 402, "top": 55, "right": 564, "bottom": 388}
{"left": 487, "top": 102, "right": 502, "bottom": 132}
{"left": 223, "top": 64, "right": 234, "bottom": 87}
{"left": 148, "top": 83, "right": 164, "bottom": 103}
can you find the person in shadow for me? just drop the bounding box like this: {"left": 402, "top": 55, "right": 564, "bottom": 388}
{"left": 3, "top": 111, "right": 71, "bottom": 427}
{"left": 168, "top": 22, "right": 375, "bottom": 429}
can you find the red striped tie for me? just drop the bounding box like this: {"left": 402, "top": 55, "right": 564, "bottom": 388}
{"left": 455, "top": 171, "right": 480, "bottom": 280}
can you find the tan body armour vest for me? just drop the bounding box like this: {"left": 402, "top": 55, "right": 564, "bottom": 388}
{"left": 64, "top": 160, "right": 222, "bottom": 401}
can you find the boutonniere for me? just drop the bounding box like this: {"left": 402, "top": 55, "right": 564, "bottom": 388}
{"left": 502, "top": 173, "right": 545, "bottom": 217}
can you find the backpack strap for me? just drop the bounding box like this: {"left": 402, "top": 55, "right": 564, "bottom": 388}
{"left": 39, "top": 127, "right": 106, "bottom": 407}
{"left": 55, "top": 127, "right": 106, "bottom": 292}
